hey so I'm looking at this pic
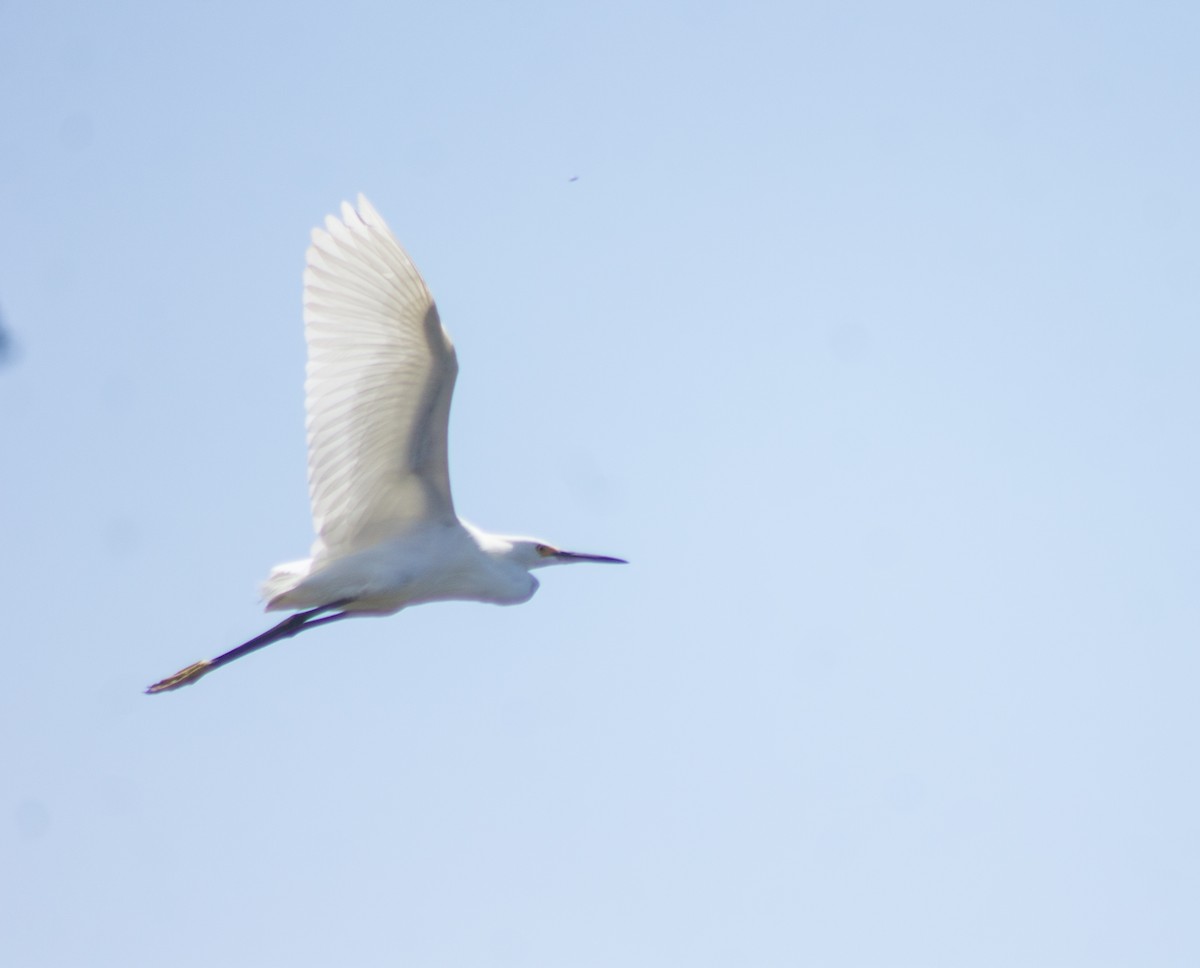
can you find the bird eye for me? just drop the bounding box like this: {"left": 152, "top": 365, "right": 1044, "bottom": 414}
{"left": 535, "top": 544, "right": 554, "bottom": 557}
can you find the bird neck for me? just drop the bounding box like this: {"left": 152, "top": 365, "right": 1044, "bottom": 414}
{"left": 463, "top": 521, "right": 523, "bottom": 563}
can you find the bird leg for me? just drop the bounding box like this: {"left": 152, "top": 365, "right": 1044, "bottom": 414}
{"left": 145, "top": 599, "right": 355, "bottom": 694}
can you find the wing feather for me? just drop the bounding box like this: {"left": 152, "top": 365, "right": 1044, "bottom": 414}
{"left": 303, "top": 195, "right": 458, "bottom": 558}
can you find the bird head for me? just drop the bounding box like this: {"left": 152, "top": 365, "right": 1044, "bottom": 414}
{"left": 509, "top": 538, "right": 627, "bottom": 571}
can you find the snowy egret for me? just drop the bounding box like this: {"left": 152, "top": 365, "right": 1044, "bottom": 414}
{"left": 147, "top": 196, "right": 624, "bottom": 694}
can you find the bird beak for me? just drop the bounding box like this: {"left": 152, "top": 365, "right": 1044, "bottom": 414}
{"left": 555, "top": 550, "right": 628, "bottom": 564}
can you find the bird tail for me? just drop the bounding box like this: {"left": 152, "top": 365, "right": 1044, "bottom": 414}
{"left": 260, "top": 559, "right": 313, "bottom": 610}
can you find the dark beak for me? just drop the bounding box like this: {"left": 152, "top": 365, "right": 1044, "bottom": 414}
{"left": 555, "top": 550, "right": 628, "bottom": 564}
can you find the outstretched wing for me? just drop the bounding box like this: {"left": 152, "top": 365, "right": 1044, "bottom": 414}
{"left": 303, "top": 195, "right": 459, "bottom": 558}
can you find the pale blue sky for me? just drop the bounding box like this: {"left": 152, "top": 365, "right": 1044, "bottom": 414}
{"left": 2, "top": 2, "right": 1198, "bottom": 965}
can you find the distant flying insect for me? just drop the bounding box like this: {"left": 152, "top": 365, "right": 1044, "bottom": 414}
{"left": 147, "top": 196, "right": 624, "bottom": 693}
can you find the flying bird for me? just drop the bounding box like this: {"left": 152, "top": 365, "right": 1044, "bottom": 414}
{"left": 147, "top": 196, "right": 624, "bottom": 693}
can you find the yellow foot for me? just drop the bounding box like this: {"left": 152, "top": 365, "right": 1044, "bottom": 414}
{"left": 145, "top": 659, "right": 214, "bottom": 694}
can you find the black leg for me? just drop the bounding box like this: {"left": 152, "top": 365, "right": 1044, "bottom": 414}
{"left": 145, "top": 599, "right": 355, "bottom": 694}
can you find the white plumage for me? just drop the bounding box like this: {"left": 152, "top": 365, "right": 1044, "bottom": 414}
{"left": 147, "top": 196, "right": 623, "bottom": 693}
{"left": 304, "top": 197, "right": 458, "bottom": 556}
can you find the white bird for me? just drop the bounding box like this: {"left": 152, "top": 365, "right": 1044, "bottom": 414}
{"left": 147, "top": 196, "right": 624, "bottom": 693}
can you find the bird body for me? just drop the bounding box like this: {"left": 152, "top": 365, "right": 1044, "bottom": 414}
{"left": 147, "top": 196, "right": 623, "bottom": 694}
{"left": 262, "top": 520, "right": 541, "bottom": 615}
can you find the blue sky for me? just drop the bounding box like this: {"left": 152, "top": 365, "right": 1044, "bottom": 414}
{"left": 2, "top": 2, "right": 1198, "bottom": 965}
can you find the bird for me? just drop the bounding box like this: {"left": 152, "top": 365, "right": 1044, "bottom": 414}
{"left": 147, "top": 195, "right": 624, "bottom": 694}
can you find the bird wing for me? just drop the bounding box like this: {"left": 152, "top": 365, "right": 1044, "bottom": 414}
{"left": 303, "top": 195, "right": 459, "bottom": 558}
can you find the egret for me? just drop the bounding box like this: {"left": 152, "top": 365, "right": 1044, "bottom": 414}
{"left": 147, "top": 196, "right": 624, "bottom": 694}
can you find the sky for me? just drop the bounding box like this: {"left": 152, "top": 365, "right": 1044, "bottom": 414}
{"left": 2, "top": 1, "right": 1199, "bottom": 965}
